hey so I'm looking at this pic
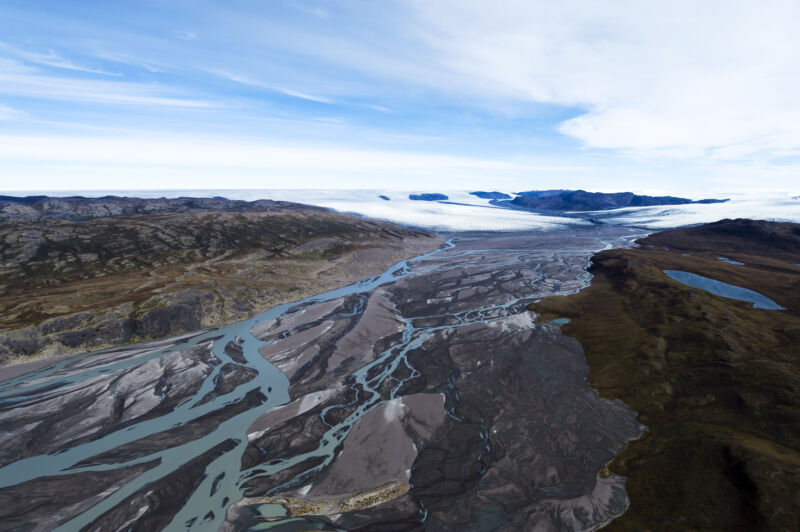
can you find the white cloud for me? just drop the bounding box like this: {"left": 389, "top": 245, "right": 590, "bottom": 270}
{"left": 402, "top": 1, "right": 800, "bottom": 160}
{"left": 211, "top": 70, "right": 335, "bottom": 103}
{"left": 0, "top": 103, "right": 23, "bottom": 119}
{"left": 0, "top": 135, "right": 592, "bottom": 190}
{"left": 285, "top": 2, "right": 329, "bottom": 19}
{"left": 88, "top": 50, "right": 168, "bottom": 73}
{"left": 0, "top": 135, "right": 567, "bottom": 172}
{"left": 0, "top": 58, "right": 218, "bottom": 108}
{"left": 172, "top": 31, "right": 198, "bottom": 41}
{"left": 0, "top": 43, "right": 120, "bottom": 76}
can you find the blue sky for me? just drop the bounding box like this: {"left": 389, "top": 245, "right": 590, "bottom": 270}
{"left": 1, "top": 0, "right": 799, "bottom": 194}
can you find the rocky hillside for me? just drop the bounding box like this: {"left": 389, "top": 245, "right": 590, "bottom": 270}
{"left": 644, "top": 217, "right": 800, "bottom": 261}
{"left": 510, "top": 189, "right": 727, "bottom": 211}
{"left": 530, "top": 219, "right": 800, "bottom": 530}
{"left": 0, "top": 196, "right": 441, "bottom": 364}
{"left": 0, "top": 195, "right": 315, "bottom": 222}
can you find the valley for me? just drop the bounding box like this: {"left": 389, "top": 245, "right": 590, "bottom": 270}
{"left": 0, "top": 225, "right": 646, "bottom": 531}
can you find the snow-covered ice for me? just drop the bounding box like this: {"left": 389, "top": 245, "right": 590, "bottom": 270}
{"left": 6, "top": 189, "right": 800, "bottom": 232}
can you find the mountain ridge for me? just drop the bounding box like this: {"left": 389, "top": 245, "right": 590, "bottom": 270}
{"left": 509, "top": 189, "right": 728, "bottom": 211}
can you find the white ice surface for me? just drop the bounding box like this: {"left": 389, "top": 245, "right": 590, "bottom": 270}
{"left": 248, "top": 189, "right": 585, "bottom": 231}
{"left": 6, "top": 188, "right": 799, "bottom": 231}
{"left": 594, "top": 192, "right": 800, "bottom": 229}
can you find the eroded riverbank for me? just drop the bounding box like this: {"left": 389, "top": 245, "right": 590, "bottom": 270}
{"left": 0, "top": 226, "right": 646, "bottom": 531}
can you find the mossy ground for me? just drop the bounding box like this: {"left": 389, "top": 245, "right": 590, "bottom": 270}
{"left": 530, "top": 221, "right": 800, "bottom": 531}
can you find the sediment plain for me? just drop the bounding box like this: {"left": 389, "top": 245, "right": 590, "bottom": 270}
{"left": 0, "top": 225, "right": 646, "bottom": 531}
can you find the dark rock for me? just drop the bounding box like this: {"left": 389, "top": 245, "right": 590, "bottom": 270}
{"left": 408, "top": 194, "right": 448, "bottom": 201}
{"left": 469, "top": 191, "right": 511, "bottom": 200}
{"left": 510, "top": 189, "right": 727, "bottom": 211}
{"left": 0, "top": 195, "right": 322, "bottom": 223}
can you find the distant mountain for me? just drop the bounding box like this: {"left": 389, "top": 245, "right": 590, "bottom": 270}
{"left": 0, "top": 195, "right": 318, "bottom": 222}
{"left": 515, "top": 189, "right": 568, "bottom": 198}
{"left": 469, "top": 191, "right": 511, "bottom": 200}
{"left": 510, "top": 190, "right": 728, "bottom": 211}
{"left": 409, "top": 193, "right": 448, "bottom": 201}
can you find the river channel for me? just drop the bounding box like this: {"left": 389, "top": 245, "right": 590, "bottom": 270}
{"left": 0, "top": 226, "right": 647, "bottom": 531}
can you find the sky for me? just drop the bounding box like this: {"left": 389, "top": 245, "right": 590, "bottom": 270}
{"left": 0, "top": 0, "right": 799, "bottom": 195}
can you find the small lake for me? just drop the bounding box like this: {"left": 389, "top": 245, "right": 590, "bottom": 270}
{"left": 664, "top": 270, "right": 785, "bottom": 310}
{"left": 717, "top": 257, "right": 744, "bottom": 265}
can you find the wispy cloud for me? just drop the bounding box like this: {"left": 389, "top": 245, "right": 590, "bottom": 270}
{"left": 0, "top": 134, "right": 587, "bottom": 184}
{"left": 285, "top": 2, "right": 329, "bottom": 19}
{"left": 1, "top": 1, "right": 799, "bottom": 192}
{"left": 210, "top": 69, "right": 334, "bottom": 103}
{"left": 0, "top": 58, "right": 217, "bottom": 108}
{"left": 364, "top": 104, "right": 394, "bottom": 114}
{"left": 0, "top": 42, "right": 120, "bottom": 76}
{"left": 0, "top": 103, "right": 24, "bottom": 120}
{"left": 88, "top": 49, "right": 168, "bottom": 73}
{"left": 171, "top": 31, "right": 198, "bottom": 41}
{"left": 405, "top": 1, "right": 800, "bottom": 161}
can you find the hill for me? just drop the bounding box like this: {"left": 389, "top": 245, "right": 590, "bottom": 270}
{"left": 530, "top": 219, "right": 800, "bottom": 530}
{"left": 510, "top": 190, "right": 727, "bottom": 211}
{"left": 0, "top": 196, "right": 440, "bottom": 364}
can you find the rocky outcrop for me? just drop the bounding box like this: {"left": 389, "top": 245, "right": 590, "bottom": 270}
{"left": 408, "top": 193, "right": 448, "bottom": 201}
{"left": 510, "top": 189, "right": 728, "bottom": 211}
{"left": 0, "top": 198, "right": 441, "bottom": 364}
{"left": 469, "top": 191, "right": 511, "bottom": 200}
{"left": 0, "top": 195, "right": 319, "bottom": 223}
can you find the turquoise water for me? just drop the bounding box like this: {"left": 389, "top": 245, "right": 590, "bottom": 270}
{"left": 664, "top": 270, "right": 785, "bottom": 310}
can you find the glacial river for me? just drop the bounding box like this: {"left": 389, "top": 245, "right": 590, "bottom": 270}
{"left": 0, "top": 227, "right": 647, "bottom": 531}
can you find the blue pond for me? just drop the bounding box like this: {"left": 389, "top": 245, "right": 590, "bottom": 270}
{"left": 664, "top": 270, "right": 785, "bottom": 310}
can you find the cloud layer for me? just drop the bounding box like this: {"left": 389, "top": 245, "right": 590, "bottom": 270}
{"left": 0, "top": 1, "right": 799, "bottom": 192}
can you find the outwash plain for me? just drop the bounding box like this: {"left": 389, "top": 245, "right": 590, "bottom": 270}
{"left": 0, "top": 196, "right": 649, "bottom": 531}
{"left": 1, "top": 196, "right": 798, "bottom": 531}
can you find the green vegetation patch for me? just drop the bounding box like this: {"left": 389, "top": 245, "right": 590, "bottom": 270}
{"left": 530, "top": 220, "right": 800, "bottom": 531}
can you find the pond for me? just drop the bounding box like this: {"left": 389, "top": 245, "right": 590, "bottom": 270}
{"left": 664, "top": 270, "right": 785, "bottom": 310}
